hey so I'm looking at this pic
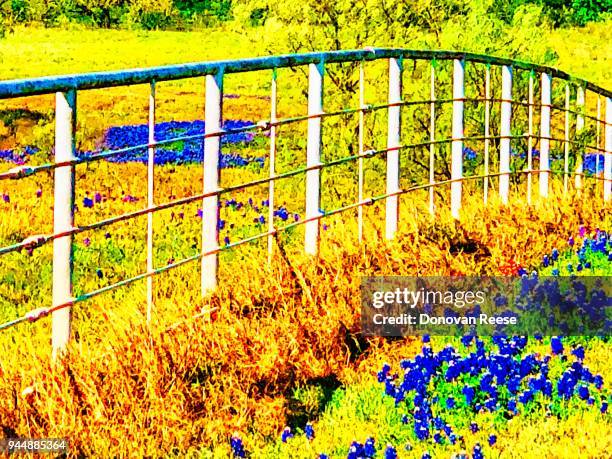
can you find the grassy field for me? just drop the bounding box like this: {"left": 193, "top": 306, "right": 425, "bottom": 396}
{"left": 0, "top": 22, "right": 610, "bottom": 458}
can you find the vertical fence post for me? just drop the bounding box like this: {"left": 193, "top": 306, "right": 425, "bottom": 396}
{"left": 540, "top": 72, "right": 551, "bottom": 198}
{"left": 386, "top": 57, "right": 402, "bottom": 239}
{"left": 483, "top": 64, "right": 491, "bottom": 206}
{"left": 596, "top": 96, "right": 601, "bottom": 179}
{"left": 202, "top": 71, "right": 223, "bottom": 295}
{"left": 146, "top": 81, "right": 155, "bottom": 323}
{"left": 527, "top": 71, "right": 534, "bottom": 205}
{"left": 305, "top": 61, "right": 324, "bottom": 255}
{"left": 563, "top": 84, "right": 570, "bottom": 195}
{"left": 358, "top": 61, "right": 365, "bottom": 242}
{"left": 429, "top": 60, "right": 436, "bottom": 215}
{"left": 499, "top": 65, "right": 512, "bottom": 204}
{"left": 605, "top": 97, "right": 612, "bottom": 202}
{"left": 451, "top": 59, "right": 464, "bottom": 219}
{"left": 52, "top": 89, "right": 76, "bottom": 359}
{"left": 575, "top": 85, "right": 585, "bottom": 191}
{"left": 267, "top": 69, "right": 278, "bottom": 264}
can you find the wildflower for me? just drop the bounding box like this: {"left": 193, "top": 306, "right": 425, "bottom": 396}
{"left": 579, "top": 225, "right": 586, "bottom": 238}
{"left": 319, "top": 455, "right": 329, "bottom": 459}
{"left": 281, "top": 426, "right": 293, "bottom": 443}
{"left": 197, "top": 209, "right": 203, "bottom": 218}
{"left": 601, "top": 402, "right": 608, "bottom": 414}
{"left": 305, "top": 423, "right": 314, "bottom": 440}
{"left": 568, "top": 236, "right": 574, "bottom": 247}
{"left": 488, "top": 434, "right": 497, "bottom": 446}
{"left": 348, "top": 441, "right": 364, "bottom": 459}
{"left": 364, "top": 437, "right": 375, "bottom": 457}
{"left": 36, "top": 189, "right": 42, "bottom": 198}
{"left": 552, "top": 248, "right": 559, "bottom": 261}
{"left": 551, "top": 336, "right": 563, "bottom": 355}
{"left": 2, "top": 193, "right": 10, "bottom": 203}
{"left": 473, "top": 443, "right": 484, "bottom": 459}
{"left": 571, "top": 346, "right": 585, "bottom": 361}
{"left": 230, "top": 434, "right": 245, "bottom": 458}
{"left": 445, "top": 397, "right": 456, "bottom": 409}
{"left": 83, "top": 238, "right": 91, "bottom": 247}
{"left": 224, "top": 236, "right": 230, "bottom": 245}
{"left": 104, "top": 232, "right": 111, "bottom": 239}
{"left": 421, "top": 451, "right": 431, "bottom": 459}
{"left": 323, "top": 224, "right": 328, "bottom": 231}
{"left": 94, "top": 192, "right": 102, "bottom": 203}
{"left": 470, "top": 422, "right": 479, "bottom": 433}
{"left": 96, "top": 269, "right": 103, "bottom": 279}
{"left": 258, "top": 215, "right": 265, "bottom": 224}
{"left": 83, "top": 196, "right": 94, "bottom": 208}
{"left": 552, "top": 268, "right": 560, "bottom": 276}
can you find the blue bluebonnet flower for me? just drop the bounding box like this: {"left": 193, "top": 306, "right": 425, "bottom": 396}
{"left": 36, "top": 189, "right": 42, "bottom": 198}
{"left": 488, "top": 434, "right": 497, "bottom": 446}
{"left": 583, "top": 153, "right": 604, "bottom": 175}
{"left": 551, "top": 337, "right": 563, "bottom": 355}
{"left": 2, "top": 194, "right": 9, "bottom": 203}
{"left": 319, "top": 455, "right": 329, "bottom": 459}
{"left": 577, "top": 386, "right": 590, "bottom": 400}
{"left": 281, "top": 426, "right": 293, "bottom": 443}
{"left": 363, "top": 437, "right": 375, "bottom": 457}
{"left": 463, "top": 146, "right": 477, "bottom": 161}
{"left": 420, "top": 451, "right": 431, "bottom": 459}
{"left": 571, "top": 346, "right": 585, "bottom": 361}
{"left": 305, "top": 423, "right": 315, "bottom": 440}
{"left": 601, "top": 402, "right": 608, "bottom": 414}
{"left": 551, "top": 248, "right": 559, "bottom": 261}
{"left": 230, "top": 434, "right": 246, "bottom": 458}
{"left": 224, "top": 236, "right": 230, "bottom": 245}
{"left": 473, "top": 443, "right": 484, "bottom": 459}
{"left": 347, "top": 441, "right": 364, "bottom": 459}
{"left": 96, "top": 269, "right": 103, "bottom": 279}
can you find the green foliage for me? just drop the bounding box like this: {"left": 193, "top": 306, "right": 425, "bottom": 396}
{"left": 0, "top": 0, "right": 609, "bottom": 33}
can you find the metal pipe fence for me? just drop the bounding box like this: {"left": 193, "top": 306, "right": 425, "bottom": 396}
{"left": 0, "top": 48, "right": 610, "bottom": 356}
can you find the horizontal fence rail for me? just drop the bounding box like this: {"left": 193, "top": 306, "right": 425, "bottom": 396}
{"left": 0, "top": 48, "right": 610, "bottom": 357}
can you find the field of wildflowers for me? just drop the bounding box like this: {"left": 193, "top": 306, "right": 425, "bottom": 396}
{"left": 0, "top": 24, "right": 610, "bottom": 458}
